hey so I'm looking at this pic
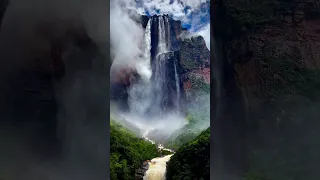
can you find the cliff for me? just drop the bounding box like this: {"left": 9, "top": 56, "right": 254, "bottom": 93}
{"left": 215, "top": 0, "right": 320, "bottom": 179}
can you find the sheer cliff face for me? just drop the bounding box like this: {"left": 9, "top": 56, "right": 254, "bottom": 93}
{"left": 226, "top": 0, "right": 320, "bottom": 118}
{"left": 221, "top": 0, "right": 320, "bottom": 178}
{"left": 179, "top": 36, "right": 210, "bottom": 91}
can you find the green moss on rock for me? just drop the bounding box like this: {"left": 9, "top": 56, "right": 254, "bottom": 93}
{"left": 179, "top": 36, "right": 209, "bottom": 72}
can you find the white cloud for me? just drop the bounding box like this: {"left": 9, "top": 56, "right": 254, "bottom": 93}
{"left": 110, "top": 1, "right": 143, "bottom": 66}
{"left": 122, "top": 0, "right": 210, "bottom": 31}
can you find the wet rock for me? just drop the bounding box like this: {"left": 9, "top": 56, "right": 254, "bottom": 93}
{"left": 135, "top": 161, "right": 150, "bottom": 179}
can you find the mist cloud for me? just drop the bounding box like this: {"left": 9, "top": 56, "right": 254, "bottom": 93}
{"left": 110, "top": 0, "right": 152, "bottom": 80}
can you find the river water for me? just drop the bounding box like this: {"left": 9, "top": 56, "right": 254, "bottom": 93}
{"left": 142, "top": 130, "right": 174, "bottom": 180}
{"left": 143, "top": 154, "right": 173, "bottom": 180}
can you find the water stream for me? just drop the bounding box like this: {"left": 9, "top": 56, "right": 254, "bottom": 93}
{"left": 142, "top": 132, "right": 174, "bottom": 180}
{"left": 143, "top": 155, "right": 173, "bottom": 180}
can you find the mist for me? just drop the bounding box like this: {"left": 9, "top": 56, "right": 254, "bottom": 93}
{"left": 0, "top": 0, "right": 110, "bottom": 179}
{"left": 187, "top": 91, "right": 210, "bottom": 131}
{"left": 110, "top": 0, "right": 152, "bottom": 80}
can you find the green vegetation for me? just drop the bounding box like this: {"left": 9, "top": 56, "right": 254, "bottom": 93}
{"left": 243, "top": 49, "right": 320, "bottom": 180}
{"left": 166, "top": 128, "right": 210, "bottom": 180}
{"left": 165, "top": 130, "right": 199, "bottom": 150}
{"left": 188, "top": 74, "right": 210, "bottom": 94}
{"left": 165, "top": 113, "right": 209, "bottom": 150}
{"left": 225, "top": 9, "right": 320, "bottom": 180}
{"left": 165, "top": 74, "right": 210, "bottom": 150}
{"left": 221, "top": 0, "right": 320, "bottom": 178}
{"left": 110, "top": 120, "right": 160, "bottom": 180}
{"left": 180, "top": 36, "right": 210, "bottom": 72}
{"left": 257, "top": 42, "right": 320, "bottom": 100}
{"left": 161, "top": 149, "right": 173, "bottom": 156}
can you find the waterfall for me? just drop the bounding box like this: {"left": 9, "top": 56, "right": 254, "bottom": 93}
{"left": 125, "top": 15, "right": 186, "bottom": 143}
{"left": 151, "top": 16, "right": 171, "bottom": 118}
{"left": 137, "top": 19, "right": 152, "bottom": 80}
{"left": 174, "top": 59, "right": 180, "bottom": 111}
{"left": 165, "top": 16, "right": 171, "bottom": 51}
{"left": 144, "top": 19, "right": 152, "bottom": 79}
{"left": 127, "top": 19, "right": 153, "bottom": 115}
{"left": 157, "top": 16, "right": 167, "bottom": 54}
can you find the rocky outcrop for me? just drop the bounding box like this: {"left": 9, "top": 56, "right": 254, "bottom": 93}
{"left": 179, "top": 36, "right": 210, "bottom": 93}
{"left": 135, "top": 161, "right": 149, "bottom": 180}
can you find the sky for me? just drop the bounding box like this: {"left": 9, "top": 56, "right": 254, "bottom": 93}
{"left": 110, "top": 0, "right": 210, "bottom": 77}
{"left": 119, "top": 0, "right": 210, "bottom": 49}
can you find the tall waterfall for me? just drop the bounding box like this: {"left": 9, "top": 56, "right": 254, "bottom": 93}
{"left": 136, "top": 19, "right": 152, "bottom": 80}
{"left": 149, "top": 15, "right": 182, "bottom": 116}
{"left": 151, "top": 16, "right": 170, "bottom": 118}
{"left": 144, "top": 19, "right": 152, "bottom": 78}
{"left": 125, "top": 15, "right": 186, "bottom": 142}
{"left": 174, "top": 60, "right": 180, "bottom": 110}
{"left": 128, "top": 19, "right": 153, "bottom": 115}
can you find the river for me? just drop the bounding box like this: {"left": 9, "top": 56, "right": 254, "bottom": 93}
{"left": 143, "top": 154, "right": 173, "bottom": 180}
{"left": 142, "top": 131, "right": 174, "bottom": 180}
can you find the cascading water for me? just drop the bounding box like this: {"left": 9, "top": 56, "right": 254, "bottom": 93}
{"left": 151, "top": 16, "right": 169, "bottom": 118}
{"left": 144, "top": 155, "right": 173, "bottom": 180}
{"left": 173, "top": 60, "right": 180, "bottom": 110}
{"left": 126, "top": 14, "right": 187, "bottom": 136}
{"left": 127, "top": 19, "right": 153, "bottom": 115}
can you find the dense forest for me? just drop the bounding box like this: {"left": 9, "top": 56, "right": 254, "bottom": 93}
{"left": 110, "top": 116, "right": 210, "bottom": 180}
{"left": 110, "top": 120, "right": 160, "bottom": 180}
{"left": 166, "top": 128, "right": 210, "bottom": 180}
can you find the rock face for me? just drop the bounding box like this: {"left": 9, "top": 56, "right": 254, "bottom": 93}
{"left": 213, "top": 0, "right": 320, "bottom": 179}
{"left": 135, "top": 161, "right": 149, "bottom": 180}
{"left": 179, "top": 36, "right": 210, "bottom": 92}
{"left": 225, "top": 0, "right": 320, "bottom": 124}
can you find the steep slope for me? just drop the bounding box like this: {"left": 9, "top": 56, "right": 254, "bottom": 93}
{"left": 166, "top": 128, "right": 210, "bottom": 180}
{"left": 110, "top": 120, "right": 160, "bottom": 180}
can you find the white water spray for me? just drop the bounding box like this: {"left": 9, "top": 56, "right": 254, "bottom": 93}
{"left": 157, "top": 16, "right": 167, "bottom": 55}
{"left": 174, "top": 60, "right": 180, "bottom": 110}
{"left": 136, "top": 19, "right": 152, "bottom": 80}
